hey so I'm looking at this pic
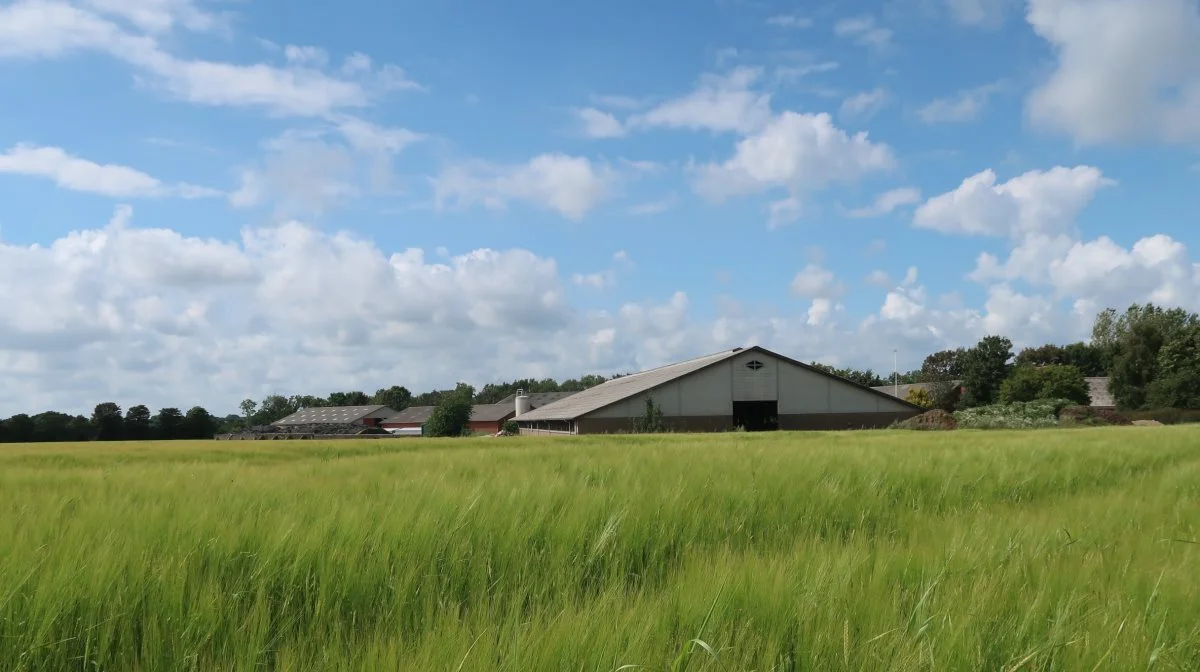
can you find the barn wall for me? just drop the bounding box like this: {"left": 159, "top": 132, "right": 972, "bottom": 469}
{"left": 776, "top": 359, "right": 913, "bottom": 414}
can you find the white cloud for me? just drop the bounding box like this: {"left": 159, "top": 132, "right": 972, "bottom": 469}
{"left": 432, "top": 153, "right": 615, "bottom": 221}
{"left": 767, "top": 14, "right": 813, "bottom": 27}
{"left": 692, "top": 111, "right": 895, "bottom": 201}
{"left": 628, "top": 196, "right": 676, "bottom": 216}
{"left": 332, "top": 116, "right": 423, "bottom": 154}
{"left": 283, "top": 44, "right": 328, "bottom": 67}
{"left": 913, "top": 165, "right": 1114, "bottom": 238}
{"left": 81, "top": 0, "right": 224, "bottom": 33}
{"left": 865, "top": 270, "right": 892, "bottom": 287}
{"left": 790, "top": 264, "right": 845, "bottom": 298}
{"left": 918, "top": 81, "right": 1005, "bottom": 122}
{"left": 575, "top": 107, "right": 627, "bottom": 138}
{"left": 846, "top": 187, "right": 921, "bottom": 218}
{"left": 627, "top": 67, "right": 773, "bottom": 134}
{"left": 1025, "top": 0, "right": 1200, "bottom": 145}
{"left": 834, "top": 15, "right": 893, "bottom": 49}
{"left": 0, "top": 0, "right": 419, "bottom": 117}
{"left": 840, "top": 87, "right": 889, "bottom": 120}
{"left": 0, "top": 143, "right": 219, "bottom": 198}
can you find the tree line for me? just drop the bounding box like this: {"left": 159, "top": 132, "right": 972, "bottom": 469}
{"left": 3, "top": 301, "right": 1197, "bottom": 442}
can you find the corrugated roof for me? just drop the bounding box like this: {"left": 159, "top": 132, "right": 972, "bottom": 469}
{"left": 871, "top": 381, "right": 963, "bottom": 400}
{"left": 470, "top": 403, "right": 517, "bottom": 422}
{"left": 383, "top": 406, "right": 435, "bottom": 424}
{"left": 274, "top": 405, "right": 390, "bottom": 425}
{"left": 495, "top": 390, "right": 580, "bottom": 407}
{"left": 515, "top": 348, "right": 750, "bottom": 421}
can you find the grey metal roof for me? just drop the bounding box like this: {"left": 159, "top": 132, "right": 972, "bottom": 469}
{"left": 515, "top": 348, "right": 751, "bottom": 422}
{"left": 383, "top": 406, "right": 435, "bottom": 424}
{"left": 871, "top": 381, "right": 963, "bottom": 400}
{"left": 274, "top": 405, "right": 391, "bottom": 426}
{"left": 495, "top": 390, "right": 580, "bottom": 407}
{"left": 470, "top": 403, "right": 517, "bottom": 423}
{"left": 519, "top": 345, "right": 924, "bottom": 422}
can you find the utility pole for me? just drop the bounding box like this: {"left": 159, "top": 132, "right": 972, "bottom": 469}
{"left": 893, "top": 348, "right": 898, "bottom": 397}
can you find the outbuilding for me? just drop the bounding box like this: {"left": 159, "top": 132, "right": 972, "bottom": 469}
{"left": 273, "top": 405, "right": 395, "bottom": 428}
{"left": 515, "top": 345, "right": 922, "bottom": 435}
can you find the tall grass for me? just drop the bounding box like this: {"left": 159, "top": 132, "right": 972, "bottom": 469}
{"left": 2, "top": 428, "right": 1198, "bottom": 670}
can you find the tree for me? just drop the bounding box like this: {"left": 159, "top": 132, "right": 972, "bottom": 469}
{"left": 2, "top": 414, "right": 36, "bottom": 443}
{"left": 632, "top": 397, "right": 666, "bottom": 433}
{"left": 919, "top": 348, "right": 966, "bottom": 382}
{"left": 152, "top": 408, "right": 185, "bottom": 439}
{"left": 905, "top": 388, "right": 934, "bottom": 408}
{"left": 372, "top": 385, "right": 412, "bottom": 411}
{"left": 999, "top": 365, "right": 1090, "bottom": 405}
{"left": 239, "top": 399, "right": 257, "bottom": 425}
{"left": 1061, "top": 342, "right": 1109, "bottom": 376}
{"left": 182, "top": 406, "right": 217, "bottom": 439}
{"left": 91, "top": 402, "right": 124, "bottom": 441}
{"left": 424, "top": 383, "right": 475, "bottom": 437}
{"left": 124, "top": 405, "right": 152, "bottom": 440}
{"left": 924, "top": 380, "right": 962, "bottom": 412}
{"left": 30, "top": 411, "right": 84, "bottom": 442}
{"left": 959, "top": 336, "right": 1013, "bottom": 407}
{"left": 1014, "top": 344, "right": 1066, "bottom": 368}
{"left": 255, "top": 395, "right": 297, "bottom": 424}
{"left": 1145, "top": 324, "right": 1200, "bottom": 408}
{"left": 289, "top": 395, "right": 327, "bottom": 410}
{"left": 327, "top": 391, "right": 370, "bottom": 406}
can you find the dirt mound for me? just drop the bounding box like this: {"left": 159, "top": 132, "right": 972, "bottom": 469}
{"left": 899, "top": 409, "right": 957, "bottom": 430}
{"left": 1132, "top": 419, "right": 1164, "bottom": 427}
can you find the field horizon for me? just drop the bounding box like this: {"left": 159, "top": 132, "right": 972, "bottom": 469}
{"left": 2, "top": 427, "right": 1198, "bottom": 670}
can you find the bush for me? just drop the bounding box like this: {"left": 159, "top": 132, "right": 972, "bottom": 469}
{"left": 953, "top": 398, "right": 1074, "bottom": 430}
{"left": 905, "top": 388, "right": 934, "bottom": 408}
{"left": 424, "top": 383, "right": 475, "bottom": 437}
{"left": 501, "top": 420, "right": 519, "bottom": 435}
{"left": 1058, "top": 405, "right": 1131, "bottom": 426}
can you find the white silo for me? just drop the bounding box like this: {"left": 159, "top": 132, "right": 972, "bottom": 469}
{"left": 515, "top": 389, "right": 531, "bottom": 418}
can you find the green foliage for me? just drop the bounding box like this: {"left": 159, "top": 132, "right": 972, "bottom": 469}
{"left": 423, "top": 383, "right": 475, "bottom": 437}
{"left": 152, "top": 408, "right": 184, "bottom": 439}
{"left": 953, "top": 398, "right": 1074, "bottom": 429}
{"left": 501, "top": 420, "right": 519, "bottom": 435}
{"left": 905, "top": 387, "right": 934, "bottom": 408}
{"left": 1097, "top": 303, "right": 1200, "bottom": 410}
{"left": 807, "top": 363, "right": 890, "bottom": 388}
{"left": 1015, "top": 342, "right": 1109, "bottom": 377}
{"left": 999, "top": 365, "right": 1091, "bottom": 406}
{"left": 959, "top": 335, "right": 1014, "bottom": 408}
{"left": 371, "top": 385, "right": 412, "bottom": 411}
{"left": 2, "top": 433, "right": 1200, "bottom": 670}
{"left": 124, "top": 405, "right": 152, "bottom": 441}
{"left": 631, "top": 397, "right": 666, "bottom": 433}
{"left": 1145, "top": 323, "right": 1200, "bottom": 408}
{"left": 182, "top": 407, "right": 218, "bottom": 439}
{"left": 91, "top": 402, "right": 124, "bottom": 441}
{"left": 327, "top": 391, "right": 371, "bottom": 406}
{"left": 919, "top": 347, "right": 966, "bottom": 382}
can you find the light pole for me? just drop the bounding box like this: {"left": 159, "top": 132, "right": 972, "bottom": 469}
{"left": 893, "top": 348, "right": 898, "bottom": 397}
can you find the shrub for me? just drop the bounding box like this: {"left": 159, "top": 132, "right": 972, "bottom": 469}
{"left": 953, "top": 398, "right": 1074, "bottom": 430}
{"left": 501, "top": 420, "right": 519, "bottom": 435}
{"left": 1059, "top": 405, "right": 1131, "bottom": 427}
{"left": 905, "top": 388, "right": 934, "bottom": 408}
{"left": 631, "top": 398, "right": 666, "bottom": 433}
{"left": 424, "top": 383, "right": 475, "bottom": 437}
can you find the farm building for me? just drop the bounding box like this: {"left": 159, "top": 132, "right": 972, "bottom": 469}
{"left": 273, "top": 405, "right": 395, "bottom": 428}
{"left": 379, "top": 391, "right": 582, "bottom": 435}
{"left": 515, "top": 345, "right": 922, "bottom": 435}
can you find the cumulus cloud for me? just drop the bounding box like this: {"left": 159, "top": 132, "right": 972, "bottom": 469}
{"left": 790, "top": 264, "right": 845, "bottom": 298}
{"left": 1024, "top": 0, "right": 1200, "bottom": 145}
{"left": 432, "top": 152, "right": 615, "bottom": 221}
{"left": 692, "top": 111, "right": 895, "bottom": 201}
{"left": 839, "top": 88, "right": 889, "bottom": 121}
{"left": 575, "top": 107, "right": 627, "bottom": 138}
{"left": 0, "top": 143, "right": 219, "bottom": 198}
{"left": 913, "top": 165, "right": 1114, "bottom": 238}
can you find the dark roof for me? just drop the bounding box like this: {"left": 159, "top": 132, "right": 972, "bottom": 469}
{"left": 274, "top": 405, "right": 391, "bottom": 426}
{"left": 519, "top": 345, "right": 923, "bottom": 422}
{"left": 383, "top": 406, "right": 435, "bottom": 424}
{"left": 470, "top": 403, "right": 517, "bottom": 422}
{"left": 495, "top": 390, "right": 580, "bottom": 407}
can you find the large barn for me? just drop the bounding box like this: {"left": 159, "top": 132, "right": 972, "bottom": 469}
{"left": 515, "top": 345, "right": 922, "bottom": 435}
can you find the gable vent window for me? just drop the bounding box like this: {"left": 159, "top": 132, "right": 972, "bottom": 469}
{"left": 745, "top": 360, "right": 764, "bottom": 371}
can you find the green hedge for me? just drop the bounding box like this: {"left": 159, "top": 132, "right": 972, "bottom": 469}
{"left": 953, "top": 398, "right": 1075, "bottom": 430}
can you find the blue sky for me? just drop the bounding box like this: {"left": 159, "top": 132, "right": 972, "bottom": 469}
{"left": 1, "top": 0, "right": 1199, "bottom": 416}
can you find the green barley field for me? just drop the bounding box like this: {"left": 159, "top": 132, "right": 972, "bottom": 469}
{"left": 2, "top": 428, "right": 1199, "bottom": 671}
